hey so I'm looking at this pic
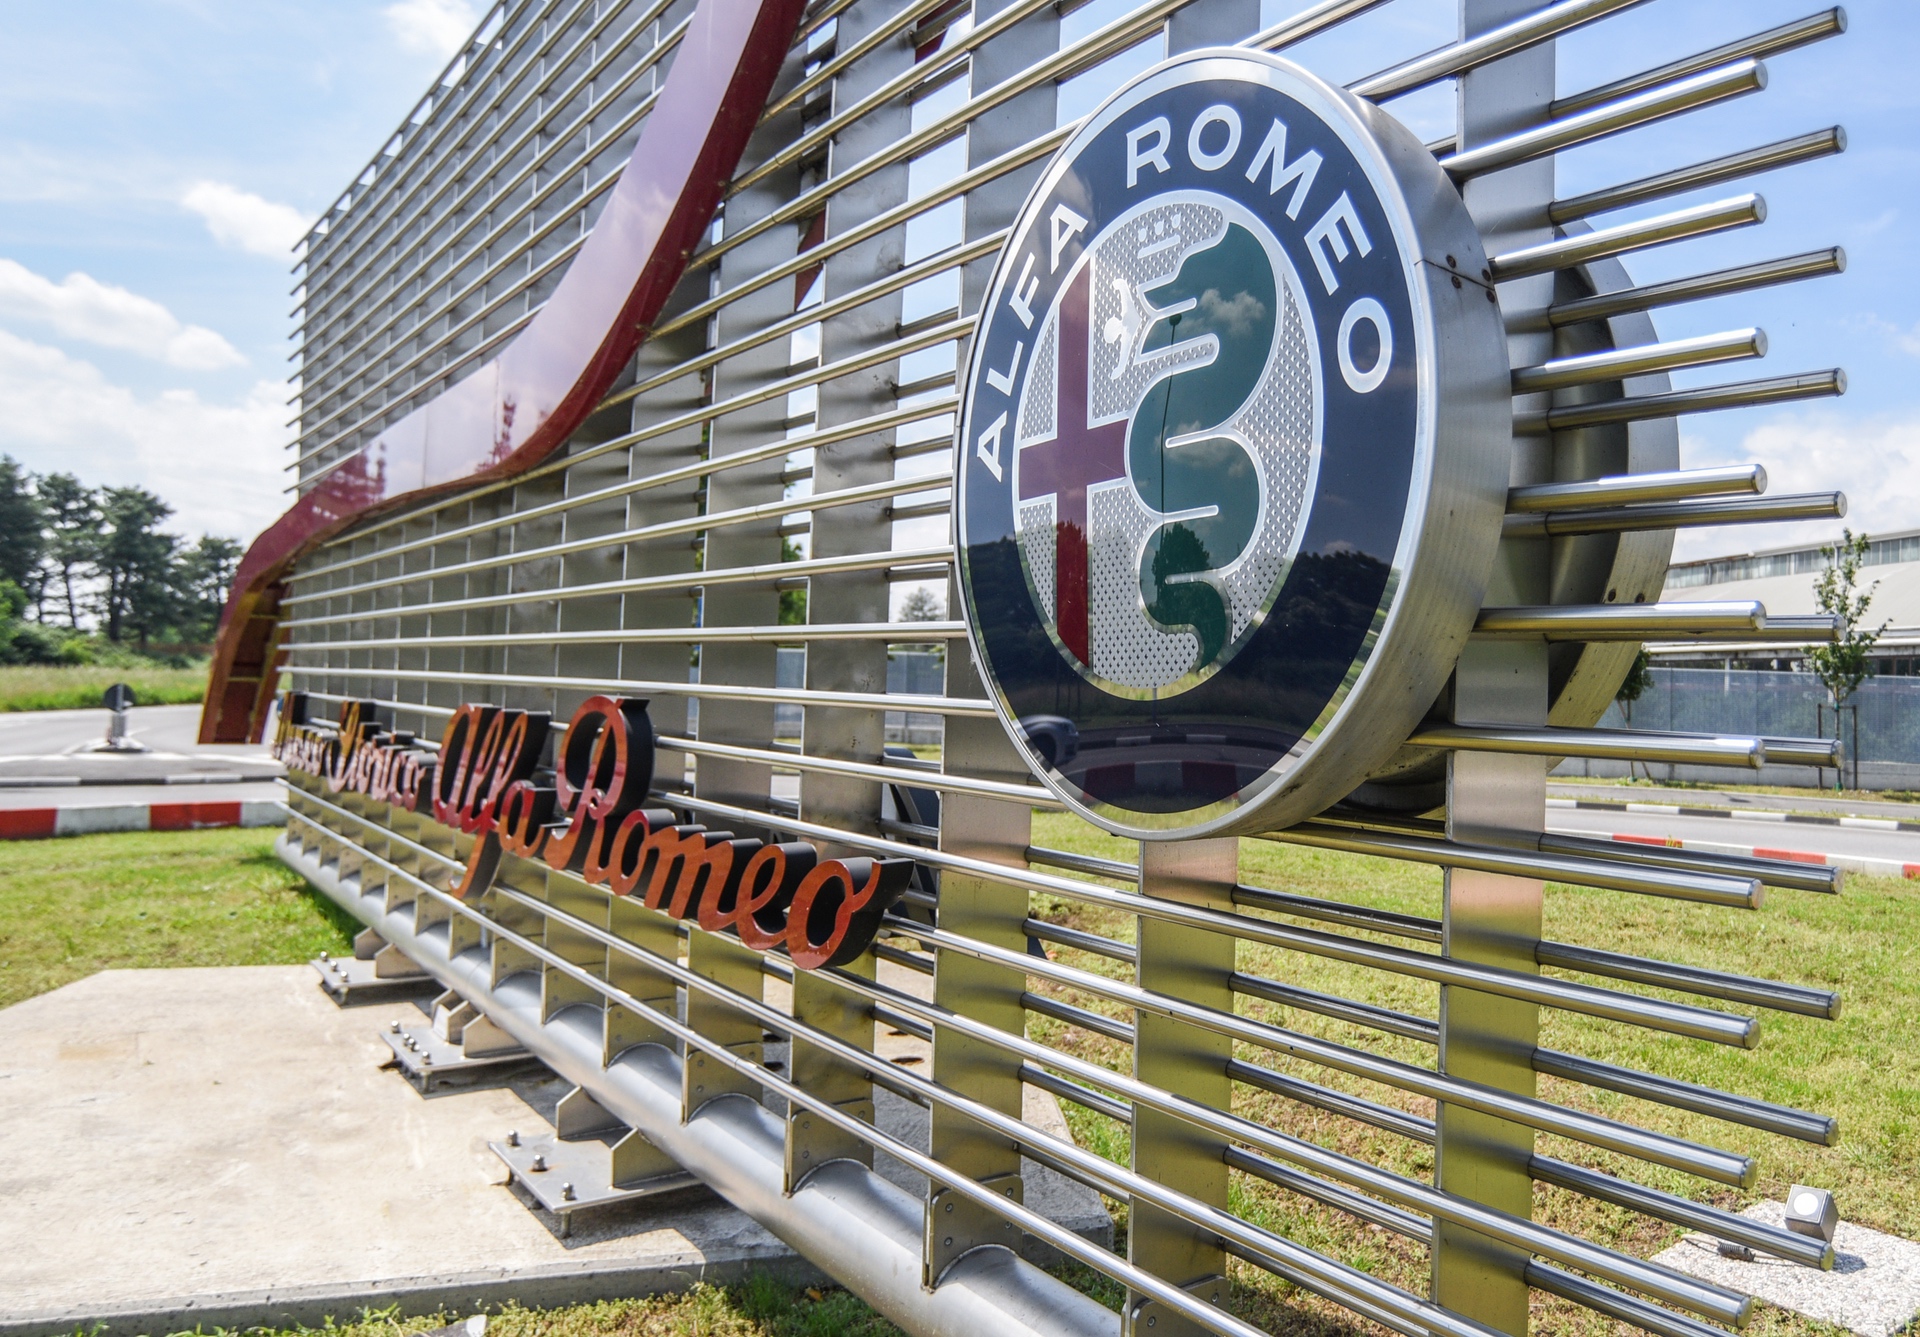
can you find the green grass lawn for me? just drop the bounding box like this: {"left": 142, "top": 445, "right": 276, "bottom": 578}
{"left": 0, "top": 662, "right": 208, "bottom": 712}
{"left": 0, "top": 827, "right": 356, "bottom": 1008}
{"left": 1028, "top": 812, "right": 1918, "bottom": 1337}
{"left": 3, "top": 822, "right": 1911, "bottom": 1337}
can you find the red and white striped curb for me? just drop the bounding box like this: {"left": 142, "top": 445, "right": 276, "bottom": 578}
{"left": 1579, "top": 828, "right": 1919, "bottom": 880}
{"left": 0, "top": 800, "right": 286, "bottom": 840}
{"left": 1547, "top": 796, "right": 1920, "bottom": 878}
{"left": 1549, "top": 795, "right": 1920, "bottom": 832}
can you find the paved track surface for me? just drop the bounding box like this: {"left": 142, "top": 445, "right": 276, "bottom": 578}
{"left": 0, "top": 705, "right": 281, "bottom": 787}
{"left": 1550, "top": 781, "right": 1920, "bottom": 823}
{"left": 1549, "top": 805, "right": 1920, "bottom": 865}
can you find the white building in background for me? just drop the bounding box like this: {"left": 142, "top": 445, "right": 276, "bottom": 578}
{"left": 1656, "top": 530, "right": 1920, "bottom": 673}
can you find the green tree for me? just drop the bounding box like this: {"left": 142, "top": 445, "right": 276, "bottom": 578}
{"left": 176, "top": 535, "right": 243, "bottom": 642}
{"left": 36, "top": 473, "right": 100, "bottom": 630}
{"left": 1615, "top": 648, "right": 1656, "bottom": 781}
{"left": 95, "top": 486, "right": 177, "bottom": 647}
{"left": 1807, "top": 529, "right": 1889, "bottom": 788}
{"left": 778, "top": 535, "right": 807, "bottom": 626}
{"left": 0, "top": 456, "right": 44, "bottom": 595}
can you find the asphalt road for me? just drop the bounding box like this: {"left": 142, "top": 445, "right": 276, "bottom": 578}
{"left": 0, "top": 704, "right": 284, "bottom": 798}
{"left": 1548, "top": 803, "right": 1920, "bottom": 864}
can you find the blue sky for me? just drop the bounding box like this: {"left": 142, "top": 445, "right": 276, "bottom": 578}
{"left": 0, "top": 0, "right": 1911, "bottom": 563}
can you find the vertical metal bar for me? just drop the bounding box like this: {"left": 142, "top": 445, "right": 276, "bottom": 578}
{"left": 1438, "top": 3, "right": 1554, "bottom": 1331}
{"left": 682, "top": 35, "right": 812, "bottom": 1113}
{"left": 788, "top": 0, "right": 915, "bottom": 1193}
{"left": 927, "top": 790, "right": 1034, "bottom": 1284}
{"left": 1127, "top": 838, "right": 1238, "bottom": 1336}
{"left": 920, "top": 0, "right": 1061, "bottom": 1286}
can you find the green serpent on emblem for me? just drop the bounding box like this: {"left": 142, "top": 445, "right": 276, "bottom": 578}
{"left": 1128, "top": 222, "right": 1276, "bottom": 672}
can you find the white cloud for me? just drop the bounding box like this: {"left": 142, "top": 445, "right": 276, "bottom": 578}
{"left": 181, "top": 181, "right": 309, "bottom": 259}
{"left": 0, "top": 258, "right": 245, "bottom": 371}
{"left": 0, "top": 330, "right": 286, "bottom": 541}
{"left": 1673, "top": 411, "right": 1920, "bottom": 561}
{"left": 383, "top": 0, "right": 480, "bottom": 57}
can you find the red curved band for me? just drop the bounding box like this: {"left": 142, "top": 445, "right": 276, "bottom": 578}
{"left": 200, "top": 0, "right": 808, "bottom": 742}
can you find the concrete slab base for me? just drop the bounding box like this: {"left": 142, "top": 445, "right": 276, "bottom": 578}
{"left": 0, "top": 967, "right": 810, "bottom": 1337}
{"left": 1653, "top": 1202, "right": 1920, "bottom": 1337}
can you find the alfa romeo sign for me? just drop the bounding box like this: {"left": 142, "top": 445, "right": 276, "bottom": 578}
{"left": 956, "top": 50, "right": 1511, "bottom": 838}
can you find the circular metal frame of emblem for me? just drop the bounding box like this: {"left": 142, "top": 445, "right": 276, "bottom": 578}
{"left": 954, "top": 48, "right": 1512, "bottom": 840}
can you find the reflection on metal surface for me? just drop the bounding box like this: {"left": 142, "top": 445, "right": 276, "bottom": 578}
{"left": 243, "top": 1, "right": 1859, "bottom": 1333}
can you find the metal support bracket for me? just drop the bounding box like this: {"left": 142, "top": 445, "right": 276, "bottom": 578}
{"left": 923, "top": 1172, "right": 1024, "bottom": 1289}
{"left": 1125, "top": 1274, "right": 1228, "bottom": 1337}
{"left": 785, "top": 1097, "right": 875, "bottom": 1194}
{"left": 311, "top": 952, "right": 439, "bottom": 1006}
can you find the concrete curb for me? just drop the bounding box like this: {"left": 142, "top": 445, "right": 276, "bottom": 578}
{"left": 0, "top": 1252, "right": 824, "bottom": 1337}
{"left": 0, "top": 799, "right": 286, "bottom": 839}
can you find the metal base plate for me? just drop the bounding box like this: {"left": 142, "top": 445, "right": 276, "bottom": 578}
{"left": 490, "top": 1131, "right": 702, "bottom": 1236}
{"left": 312, "top": 956, "right": 439, "bottom": 1007}
{"left": 380, "top": 1022, "right": 541, "bottom": 1094}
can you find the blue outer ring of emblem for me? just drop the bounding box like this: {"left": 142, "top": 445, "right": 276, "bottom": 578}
{"left": 956, "top": 50, "right": 1428, "bottom": 836}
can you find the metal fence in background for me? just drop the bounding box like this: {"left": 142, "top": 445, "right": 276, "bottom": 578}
{"left": 1557, "top": 668, "right": 1920, "bottom": 788}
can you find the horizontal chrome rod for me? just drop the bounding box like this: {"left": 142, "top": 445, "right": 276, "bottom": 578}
{"left": 1310, "top": 807, "right": 1842, "bottom": 900}
{"left": 289, "top": 398, "right": 957, "bottom": 586}
{"left": 1225, "top": 859, "right": 1827, "bottom": 1018}
{"left": 1552, "top": 128, "right": 1846, "bottom": 224}
{"left": 627, "top": 234, "right": 1000, "bottom": 403}
{"left": 299, "top": 43, "right": 667, "bottom": 392}
{"left": 1547, "top": 247, "right": 1846, "bottom": 327}
{"left": 1536, "top": 939, "right": 1841, "bottom": 1021}
{"left": 297, "top": 0, "right": 651, "bottom": 326}
{"left": 1353, "top": 0, "right": 1651, "bottom": 101}
{"left": 279, "top": 542, "right": 956, "bottom": 628}
{"left": 284, "top": 661, "right": 994, "bottom": 718}
{"left": 1490, "top": 195, "right": 1764, "bottom": 283}
{"left": 657, "top": 735, "right": 1061, "bottom": 808}
{"left": 827, "top": 969, "right": 1751, "bottom": 1327}
{"left": 1241, "top": 1043, "right": 1828, "bottom": 1271}
{"left": 1407, "top": 723, "right": 1765, "bottom": 769}
{"left": 1525, "top": 1263, "right": 1748, "bottom": 1337}
{"left": 459, "top": 893, "right": 1509, "bottom": 1337}
{"left": 1504, "top": 491, "right": 1847, "bottom": 539}
{"left": 1234, "top": 971, "right": 1436, "bottom": 1043}
{"left": 1263, "top": 822, "right": 1762, "bottom": 909}
{"left": 1536, "top": 829, "right": 1841, "bottom": 894}
{"left": 277, "top": 834, "right": 1130, "bottom": 1337}
{"left": 311, "top": 853, "right": 1274, "bottom": 1337}
{"left": 1227, "top": 1058, "right": 1438, "bottom": 1143}
{"left": 1535, "top": 1048, "right": 1837, "bottom": 1144}
{"left": 1479, "top": 602, "right": 1758, "bottom": 633}
{"left": 1476, "top": 602, "right": 1841, "bottom": 645}
{"left": 883, "top": 916, "right": 1755, "bottom": 1188}
{"left": 1509, "top": 465, "right": 1765, "bottom": 513}
{"left": 1516, "top": 368, "right": 1846, "bottom": 434}
{"left": 1553, "top": 6, "right": 1846, "bottom": 118}
{"left": 1229, "top": 881, "right": 1443, "bottom": 943}
{"left": 1442, "top": 60, "right": 1766, "bottom": 180}
{"left": 1511, "top": 328, "right": 1764, "bottom": 394}
{"left": 763, "top": 0, "right": 956, "bottom": 120}
{"left": 663, "top": 790, "right": 1756, "bottom": 1042}
{"left": 283, "top": 472, "right": 950, "bottom": 608}
{"left": 1646, "top": 618, "right": 1842, "bottom": 646}
{"left": 284, "top": 620, "right": 970, "bottom": 654}
{"left": 713, "top": 0, "right": 1177, "bottom": 263}
{"left": 295, "top": 0, "right": 617, "bottom": 314}
{"left": 1530, "top": 1158, "right": 1832, "bottom": 1269}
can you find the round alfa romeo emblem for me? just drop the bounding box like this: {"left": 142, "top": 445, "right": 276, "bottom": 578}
{"left": 955, "top": 50, "right": 1511, "bottom": 838}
